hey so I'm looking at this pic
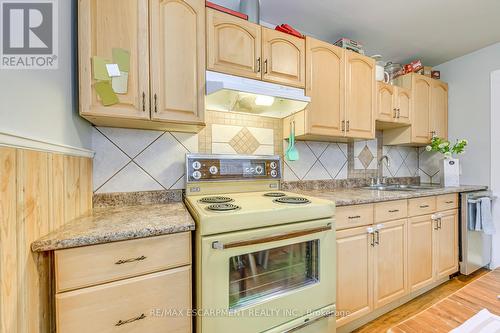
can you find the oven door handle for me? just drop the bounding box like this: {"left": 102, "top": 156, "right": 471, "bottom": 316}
{"left": 211, "top": 223, "right": 332, "bottom": 250}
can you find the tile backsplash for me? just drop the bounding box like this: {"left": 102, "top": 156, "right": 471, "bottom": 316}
{"left": 92, "top": 113, "right": 441, "bottom": 193}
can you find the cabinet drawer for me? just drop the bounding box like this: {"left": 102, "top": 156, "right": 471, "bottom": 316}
{"left": 436, "top": 193, "right": 458, "bottom": 211}
{"left": 336, "top": 204, "right": 374, "bottom": 230}
{"left": 56, "top": 267, "right": 192, "bottom": 333}
{"left": 55, "top": 232, "right": 191, "bottom": 292}
{"left": 374, "top": 200, "right": 408, "bottom": 222}
{"left": 408, "top": 197, "right": 436, "bottom": 216}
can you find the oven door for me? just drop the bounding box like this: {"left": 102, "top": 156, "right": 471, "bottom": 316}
{"left": 199, "top": 218, "right": 335, "bottom": 333}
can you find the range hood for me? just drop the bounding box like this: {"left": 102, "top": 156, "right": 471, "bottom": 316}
{"left": 205, "top": 71, "right": 310, "bottom": 118}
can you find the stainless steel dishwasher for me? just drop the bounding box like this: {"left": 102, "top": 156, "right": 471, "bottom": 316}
{"left": 459, "top": 191, "right": 494, "bottom": 275}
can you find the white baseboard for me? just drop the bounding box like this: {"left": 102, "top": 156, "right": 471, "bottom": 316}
{"left": 0, "top": 131, "right": 94, "bottom": 158}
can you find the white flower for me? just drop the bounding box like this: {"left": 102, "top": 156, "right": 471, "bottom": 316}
{"left": 444, "top": 152, "right": 452, "bottom": 158}
{"left": 425, "top": 146, "right": 432, "bottom": 151}
{"left": 462, "top": 139, "right": 468, "bottom": 145}
{"left": 438, "top": 142, "right": 449, "bottom": 149}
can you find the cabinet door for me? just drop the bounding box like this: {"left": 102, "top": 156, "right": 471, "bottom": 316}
{"left": 345, "top": 51, "right": 375, "bottom": 139}
{"left": 395, "top": 87, "right": 411, "bottom": 124}
{"left": 377, "top": 82, "right": 395, "bottom": 122}
{"left": 411, "top": 75, "right": 432, "bottom": 143}
{"left": 408, "top": 215, "right": 435, "bottom": 292}
{"left": 262, "top": 28, "right": 306, "bottom": 88}
{"left": 206, "top": 8, "right": 261, "bottom": 80}
{"left": 431, "top": 81, "right": 449, "bottom": 139}
{"left": 373, "top": 219, "right": 407, "bottom": 309}
{"left": 150, "top": 0, "right": 205, "bottom": 124}
{"left": 435, "top": 210, "right": 458, "bottom": 279}
{"left": 336, "top": 226, "right": 373, "bottom": 327}
{"left": 305, "top": 37, "right": 345, "bottom": 137}
{"left": 79, "top": 0, "right": 150, "bottom": 119}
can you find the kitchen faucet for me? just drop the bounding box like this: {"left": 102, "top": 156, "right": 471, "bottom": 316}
{"left": 372, "top": 155, "right": 390, "bottom": 185}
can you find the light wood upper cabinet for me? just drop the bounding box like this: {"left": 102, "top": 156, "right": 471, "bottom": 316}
{"left": 206, "top": 8, "right": 261, "bottom": 80}
{"left": 396, "top": 87, "right": 411, "bottom": 124}
{"left": 262, "top": 28, "right": 305, "bottom": 88}
{"left": 373, "top": 219, "right": 407, "bottom": 309}
{"left": 435, "top": 210, "right": 458, "bottom": 279}
{"left": 79, "top": 0, "right": 150, "bottom": 119}
{"left": 431, "top": 80, "right": 449, "bottom": 140}
{"left": 376, "top": 82, "right": 395, "bottom": 122}
{"left": 337, "top": 226, "right": 373, "bottom": 326}
{"left": 78, "top": 0, "right": 205, "bottom": 132}
{"left": 345, "top": 51, "right": 376, "bottom": 139}
{"left": 412, "top": 75, "right": 433, "bottom": 143}
{"left": 376, "top": 83, "right": 411, "bottom": 126}
{"left": 408, "top": 214, "right": 435, "bottom": 292}
{"left": 150, "top": 0, "right": 205, "bottom": 124}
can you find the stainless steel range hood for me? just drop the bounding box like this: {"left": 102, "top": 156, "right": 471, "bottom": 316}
{"left": 205, "top": 71, "right": 310, "bottom": 118}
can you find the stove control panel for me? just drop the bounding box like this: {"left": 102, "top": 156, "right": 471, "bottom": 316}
{"left": 186, "top": 154, "right": 282, "bottom": 182}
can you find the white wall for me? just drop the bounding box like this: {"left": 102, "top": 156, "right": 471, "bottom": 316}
{"left": 0, "top": 0, "right": 92, "bottom": 150}
{"left": 434, "top": 42, "right": 500, "bottom": 186}
{"left": 490, "top": 71, "right": 500, "bottom": 269}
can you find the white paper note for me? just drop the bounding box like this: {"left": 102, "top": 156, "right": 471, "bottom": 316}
{"left": 112, "top": 71, "right": 129, "bottom": 94}
{"left": 106, "top": 63, "right": 121, "bottom": 77}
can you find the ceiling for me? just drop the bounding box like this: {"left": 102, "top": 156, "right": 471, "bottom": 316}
{"left": 215, "top": 0, "right": 500, "bottom": 66}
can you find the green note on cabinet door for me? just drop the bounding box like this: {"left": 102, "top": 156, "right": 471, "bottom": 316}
{"left": 95, "top": 81, "right": 119, "bottom": 106}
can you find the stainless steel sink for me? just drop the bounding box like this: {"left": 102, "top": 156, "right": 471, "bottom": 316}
{"left": 362, "top": 184, "right": 441, "bottom": 191}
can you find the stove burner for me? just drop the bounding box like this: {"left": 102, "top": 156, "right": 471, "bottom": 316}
{"left": 206, "top": 203, "right": 241, "bottom": 212}
{"left": 273, "top": 196, "right": 311, "bottom": 205}
{"left": 263, "top": 192, "right": 286, "bottom": 197}
{"left": 199, "top": 196, "right": 233, "bottom": 204}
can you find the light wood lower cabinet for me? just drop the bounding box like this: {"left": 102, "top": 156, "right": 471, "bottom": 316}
{"left": 408, "top": 214, "right": 435, "bottom": 292}
{"left": 336, "top": 226, "right": 373, "bottom": 326}
{"left": 337, "top": 195, "right": 459, "bottom": 329}
{"left": 56, "top": 267, "right": 191, "bottom": 333}
{"left": 55, "top": 232, "right": 192, "bottom": 333}
{"left": 373, "top": 219, "right": 407, "bottom": 309}
{"left": 435, "top": 210, "right": 459, "bottom": 279}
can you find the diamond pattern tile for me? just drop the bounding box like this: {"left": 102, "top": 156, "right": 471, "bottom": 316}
{"left": 358, "top": 146, "right": 374, "bottom": 169}
{"left": 319, "top": 144, "right": 348, "bottom": 179}
{"left": 97, "top": 127, "right": 163, "bottom": 158}
{"left": 229, "top": 128, "right": 260, "bottom": 154}
{"left": 96, "top": 162, "right": 163, "bottom": 193}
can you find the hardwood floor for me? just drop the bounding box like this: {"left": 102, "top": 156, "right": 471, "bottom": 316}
{"left": 352, "top": 268, "right": 490, "bottom": 333}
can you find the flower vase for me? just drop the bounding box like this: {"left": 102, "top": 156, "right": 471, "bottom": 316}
{"left": 441, "top": 157, "right": 460, "bottom": 187}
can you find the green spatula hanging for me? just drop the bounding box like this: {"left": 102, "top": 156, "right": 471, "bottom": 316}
{"left": 286, "top": 120, "right": 299, "bottom": 161}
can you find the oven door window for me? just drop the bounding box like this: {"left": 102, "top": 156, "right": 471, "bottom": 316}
{"left": 229, "top": 240, "right": 319, "bottom": 310}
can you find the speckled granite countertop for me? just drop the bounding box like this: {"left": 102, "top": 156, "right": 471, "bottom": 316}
{"left": 295, "top": 185, "right": 488, "bottom": 206}
{"left": 32, "top": 203, "right": 195, "bottom": 252}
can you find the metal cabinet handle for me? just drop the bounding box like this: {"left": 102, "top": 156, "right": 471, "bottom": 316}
{"left": 256, "top": 57, "right": 261, "bottom": 73}
{"left": 264, "top": 59, "right": 268, "bottom": 74}
{"left": 420, "top": 204, "right": 430, "bottom": 208}
{"left": 370, "top": 232, "right": 375, "bottom": 247}
{"left": 115, "top": 313, "right": 146, "bottom": 326}
{"left": 388, "top": 209, "right": 399, "bottom": 213}
{"left": 430, "top": 131, "right": 436, "bottom": 138}
{"left": 212, "top": 224, "right": 332, "bottom": 250}
{"left": 154, "top": 94, "right": 158, "bottom": 113}
{"left": 142, "top": 92, "right": 146, "bottom": 112}
{"left": 445, "top": 200, "right": 454, "bottom": 204}
{"left": 438, "top": 218, "right": 442, "bottom": 229}
{"left": 433, "top": 219, "right": 439, "bottom": 230}
{"left": 374, "top": 230, "right": 380, "bottom": 245}
{"left": 115, "top": 255, "right": 147, "bottom": 265}
{"left": 397, "top": 108, "right": 401, "bottom": 118}
{"left": 346, "top": 120, "right": 350, "bottom": 132}
{"left": 348, "top": 215, "right": 361, "bottom": 220}
{"left": 341, "top": 120, "right": 346, "bottom": 132}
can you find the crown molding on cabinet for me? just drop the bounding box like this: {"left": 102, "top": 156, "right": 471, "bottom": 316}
{"left": 0, "top": 131, "right": 94, "bottom": 158}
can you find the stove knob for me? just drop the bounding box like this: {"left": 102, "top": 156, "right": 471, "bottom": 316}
{"left": 209, "top": 166, "right": 218, "bottom": 175}
{"left": 192, "top": 161, "right": 201, "bottom": 170}
{"left": 270, "top": 161, "right": 277, "bottom": 169}
{"left": 270, "top": 170, "right": 278, "bottom": 177}
{"left": 192, "top": 171, "right": 202, "bottom": 180}
{"left": 255, "top": 165, "right": 264, "bottom": 174}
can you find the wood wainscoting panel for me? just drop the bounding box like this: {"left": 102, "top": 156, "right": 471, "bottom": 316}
{"left": 0, "top": 147, "right": 93, "bottom": 333}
